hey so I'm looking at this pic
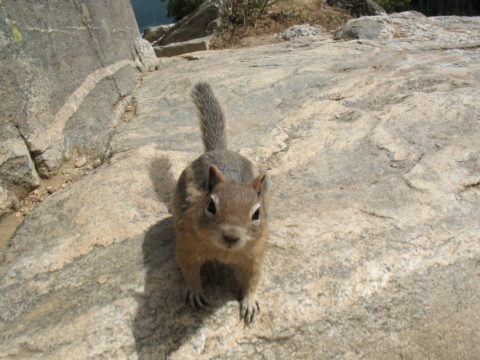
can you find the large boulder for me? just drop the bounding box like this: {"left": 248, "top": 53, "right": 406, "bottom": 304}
{"left": 156, "top": 0, "right": 220, "bottom": 46}
{"left": 1, "top": 13, "right": 480, "bottom": 359}
{"left": 0, "top": 0, "right": 153, "bottom": 215}
{"left": 334, "top": 15, "right": 390, "bottom": 39}
{"left": 335, "top": 11, "right": 480, "bottom": 40}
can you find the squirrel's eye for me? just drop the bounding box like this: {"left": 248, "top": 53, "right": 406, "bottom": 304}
{"left": 251, "top": 208, "right": 260, "bottom": 221}
{"left": 206, "top": 198, "right": 216, "bottom": 215}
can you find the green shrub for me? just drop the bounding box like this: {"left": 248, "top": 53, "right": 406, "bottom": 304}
{"left": 221, "top": 0, "right": 274, "bottom": 26}
{"left": 375, "top": 0, "right": 411, "bottom": 13}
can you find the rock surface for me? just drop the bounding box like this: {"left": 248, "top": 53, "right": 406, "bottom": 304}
{"left": 335, "top": 11, "right": 480, "bottom": 40}
{"left": 0, "top": 0, "right": 142, "bottom": 214}
{"left": 154, "top": 36, "right": 212, "bottom": 57}
{"left": 1, "top": 12, "right": 480, "bottom": 360}
{"left": 134, "top": 37, "right": 159, "bottom": 71}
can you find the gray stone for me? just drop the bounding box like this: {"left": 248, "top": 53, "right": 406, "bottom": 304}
{"left": 154, "top": 36, "right": 212, "bottom": 57}
{"left": 334, "top": 16, "right": 387, "bottom": 39}
{"left": 156, "top": 0, "right": 219, "bottom": 46}
{"left": 0, "top": 0, "right": 141, "bottom": 212}
{"left": 1, "top": 13, "right": 480, "bottom": 360}
{"left": 280, "top": 24, "right": 326, "bottom": 41}
{"left": 134, "top": 37, "right": 158, "bottom": 72}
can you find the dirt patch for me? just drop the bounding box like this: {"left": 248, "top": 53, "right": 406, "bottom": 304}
{"left": 210, "top": 0, "right": 352, "bottom": 49}
{"left": 122, "top": 97, "right": 138, "bottom": 124}
{"left": 0, "top": 215, "right": 23, "bottom": 250}
{"left": 0, "top": 157, "right": 100, "bottom": 249}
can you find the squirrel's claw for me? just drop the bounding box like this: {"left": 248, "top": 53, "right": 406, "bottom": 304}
{"left": 240, "top": 297, "right": 260, "bottom": 324}
{"left": 185, "top": 289, "right": 210, "bottom": 310}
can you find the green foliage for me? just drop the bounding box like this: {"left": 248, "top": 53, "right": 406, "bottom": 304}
{"left": 160, "top": 0, "right": 205, "bottom": 21}
{"left": 375, "top": 0, "right": 479, "bottom": 15}
{"left": 408, "top": 0, "right": 479, "bottom": 16}
{"left": 375, "top": 0, "right": 411, "bottom": 12}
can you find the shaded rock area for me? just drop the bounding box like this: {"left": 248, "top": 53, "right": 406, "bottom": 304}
{"left": 155, "top": 0, "right": 219, "bottom": 46}
{"left": 327, "top": 0, "right": 386, "bottom": 16}
{"left": 147, "top": 0, "right": 220, "bottom": 57}
{"left": 143, "top": 24, "right": 175, "bottom": 43}
{"left": 0, "top": 124, "right": 40, "bottom": 214}
{"left": 0, "top": 0, "right": 154, "bottom": 217}
{"left": 1, "top": 12, "right": 480, "bottom": 360}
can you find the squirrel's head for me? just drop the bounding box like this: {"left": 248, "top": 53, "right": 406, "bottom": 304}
{"left": 198, "top": 164, "right": 266, "bottom": 251}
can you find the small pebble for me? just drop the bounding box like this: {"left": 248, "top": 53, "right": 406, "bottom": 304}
{"left": 74, "top": 157, "right": 87, "bottom": 168}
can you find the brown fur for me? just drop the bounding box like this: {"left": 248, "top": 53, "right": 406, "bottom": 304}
{"left": 173, "top": 82, "right": 269, "bottom": 324}
{"left": 174, "top": 178, "right": 267, "bottom": 295}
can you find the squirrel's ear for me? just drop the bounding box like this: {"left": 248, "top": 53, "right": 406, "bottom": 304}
{"left": 208, "top": 164, "right": 225, "bottom": 192}
{"left": 250, "top": 173, "right": 266, "bottom": 196}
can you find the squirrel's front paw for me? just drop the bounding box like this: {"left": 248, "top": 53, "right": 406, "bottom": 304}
{"left": 240, "top": 296, "right": 260, "bottom": 324}
{"left": 185, "top": 289, "right": 210, "bottom": 310}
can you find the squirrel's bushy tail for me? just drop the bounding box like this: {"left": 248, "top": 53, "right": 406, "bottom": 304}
{"left": 191, "top": 82, "right": 227, "bottom": 152}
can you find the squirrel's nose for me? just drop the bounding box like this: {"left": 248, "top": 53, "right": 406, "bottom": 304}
{"left": 223, "top": 235, "right": 239, "bottom": 245}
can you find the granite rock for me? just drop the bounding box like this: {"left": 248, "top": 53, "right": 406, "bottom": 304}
{"left": 134, "top": 37, "right": 159, "bottom": 72}
{"left": 280, "top": 24, "right": 327, "bottom": 41}
{"left": 154, "top": 36, "right": 212, "bottom": 57}
{"left": 0, "top": 0, "right": 141, "bottom": 214}
{"left": 156, "top": 0, "right": 219, "bottom": 46}
{"left": 1, "top": 12, "right": 480, "bottom": 360}
{"left": 334, "top": 15, "right": 389, "bottom": 39}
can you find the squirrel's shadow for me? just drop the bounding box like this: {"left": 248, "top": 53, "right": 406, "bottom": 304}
{"left": 132, "top": 157, "right": 240, "bottom": 358}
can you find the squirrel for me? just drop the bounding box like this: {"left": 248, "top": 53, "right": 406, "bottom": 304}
{"left": 173, "top": 82, "right": 268, "bottom": 324}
